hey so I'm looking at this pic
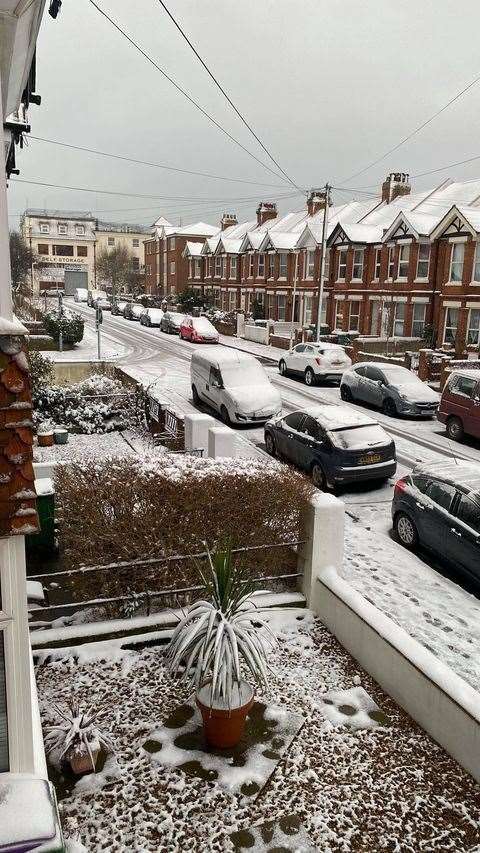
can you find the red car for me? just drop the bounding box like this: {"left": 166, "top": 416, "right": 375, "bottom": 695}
{"left": 179, "top": 316, "right": 219, "bottom": 344}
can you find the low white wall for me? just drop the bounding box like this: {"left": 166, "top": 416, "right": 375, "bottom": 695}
{"left": 301, "top": 493, "right": 480, "bottom": 782}
{"left": 244, "top": 324, "right": 269, "bottom": 345}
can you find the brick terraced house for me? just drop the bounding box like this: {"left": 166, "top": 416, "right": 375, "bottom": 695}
{"left": 175, "top": 174, "right": 480, "bottom": 351}
{"left": 144, "top": 216, "right": 218, "bottom": 296}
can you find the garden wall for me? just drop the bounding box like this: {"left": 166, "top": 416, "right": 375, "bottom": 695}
{"left": 244, "top": 324, "right": 269, "bottom": 345}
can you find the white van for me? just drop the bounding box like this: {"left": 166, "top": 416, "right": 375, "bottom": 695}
{"left": 74, "top": 288, "right": 89, "bottom": 303}
{"left": 191, "top": 347, "right": 282, "bottom": 425}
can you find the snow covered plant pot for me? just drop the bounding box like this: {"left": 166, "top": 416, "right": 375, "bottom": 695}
{"left": 53, "top": 426, "right": 68, "bottom": 445}
{"left": 45, "top": 703, "right": 113, "bottom": 776}
{"left": 166, "top": 546, "right": 275, "bottom": 749}
{"left": 37, "top": 422, "right": 54, "bottom": 447}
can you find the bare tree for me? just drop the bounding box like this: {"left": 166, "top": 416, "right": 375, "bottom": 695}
{"left": 96, "top": 244, "right": 143, "bottom": 300}
{"left": 10, "top": 231, "right": 36, "bottom": 306}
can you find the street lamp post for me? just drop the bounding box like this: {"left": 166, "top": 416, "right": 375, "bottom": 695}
{"left": 315, "top": 183, "right": 331, "bottom": 342}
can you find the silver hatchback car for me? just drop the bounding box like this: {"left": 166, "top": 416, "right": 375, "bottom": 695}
{"left": 340, "top": 362, "right": 439, "bottom": 418}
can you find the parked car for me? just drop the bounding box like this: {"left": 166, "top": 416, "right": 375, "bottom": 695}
{"left": 87, "top": 289, "right": 107, "bottom": 307}
{"left": 340, "top": 362, "right": 439, "bottom": 417}
{"left": 74, "top": 288, "right": 88, "bottom": 303}
{"left": 96, "top": 297, "right": 112, "bottom": 311}
{"left": 191, "top": 347, "right": 282, "bottom": 425}
{"left": 437, "top": 369, "right": 480, "bottom": 442}
{"left": 264, "top": 404, "right": 396, "bottom": 488}
{"left": 392, "top": 461, "right": 480, "bottom": 582}
{"left": 180, "top": 316, "right": 219, "bottom": 343}
{"left": 140, "top": 307, "right": 164, "bottom": 327}
{"left": 279, "top": 342, "right": 352, "bottom": 386}
{"left": 124, "top": 302, "right": 145, "bottom": 321}
{"left": 111, "top": 300, "right": 129, "bottom": 316}
{"left": 160, "top": 311, "right": 185, "bottom": 334}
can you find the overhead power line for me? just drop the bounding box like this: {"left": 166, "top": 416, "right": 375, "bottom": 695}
{"left": 28, "top": 135, "right": 291, "bottom": 189}
{"left": 156, "top": 0, "right": 301, "bottom": 193}
{"left": 339, "top": 69, "right": 480, "bottom": 185}
{"left": 87, "top": 0, "right": 288, "bottom": 184}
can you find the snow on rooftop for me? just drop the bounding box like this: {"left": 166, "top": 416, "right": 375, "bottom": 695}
{"left": 184, "top": 241, "right": 204, "bottom": 258}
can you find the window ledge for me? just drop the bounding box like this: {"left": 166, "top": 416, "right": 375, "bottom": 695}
{"left": 351, "top": 278, "right": 363, "bottom": 283}
{"left": 414, "top": 278, "right": 429, "bottom": 284}
{"left": 395, "top": 277, "right": 408, "bottom": 283}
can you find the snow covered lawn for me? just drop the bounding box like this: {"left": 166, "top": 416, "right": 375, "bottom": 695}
{"left": 36, "top": 611, "right": 480, "bottom": 852}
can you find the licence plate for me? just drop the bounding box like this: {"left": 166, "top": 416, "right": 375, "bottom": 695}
{"left": 358, "top": 453, "right": 381, "bottom": 465}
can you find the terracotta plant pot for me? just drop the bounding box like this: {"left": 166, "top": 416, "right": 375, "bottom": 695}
{"left": 196, "top": 680, "right": 254, "bottom": 749}
{"left": 68, "top": 748, "right": 99, "bottom": 775}
{"left": 37, "top": 432, "right": 54, "bottom": 447}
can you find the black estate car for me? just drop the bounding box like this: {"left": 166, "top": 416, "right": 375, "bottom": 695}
{"left": 264, "top": 404, "right": 396, "bottom": 489}
{"left": 392, "top": 461, "right": 480, "bottom": 582}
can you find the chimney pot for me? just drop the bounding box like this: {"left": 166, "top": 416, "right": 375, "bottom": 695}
{"left": 381, "top": 172, "right": 411, "bottom": 204}
{"left": 307, "top": 187, "right": 331, "bottom": 216}
{"left": 220, "top": 212, "right": 238, "bottom": 231}
{"left": 256, "top": 202, "right": 277, "bottom": 226}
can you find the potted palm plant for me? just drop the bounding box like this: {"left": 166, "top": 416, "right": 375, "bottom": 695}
{"left": 45, "top": 702, "right": 113, "bottom": 775}
{"left": 166, "top": 546, "right": 275, "bottom": 749}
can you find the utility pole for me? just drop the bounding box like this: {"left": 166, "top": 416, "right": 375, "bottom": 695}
{"left": 315, "top": 183, "right": 331, "bottom": 342}
{"left": 289, "top": 251, "right": 299, "bottom": 349}
{"left": 96, "top": 305, "right": 102, "bottom": 360}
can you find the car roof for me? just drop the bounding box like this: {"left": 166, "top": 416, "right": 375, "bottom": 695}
{"left": 448, "top": 369, "right": 480, "bottom": 381}
{"left": 299, "top": 404, "right": 379, "bottom": 430}
{"left": 302, "top": 341, "right": 343, "bottom": 350}
{"left": 353, "top": 361, "right": 410, "bottom": 373}
{"left": 413, "top": 460, "right": 480, "bottom": 497}
{"left": 192, "top": 346, "right": 255, "bottom": 367}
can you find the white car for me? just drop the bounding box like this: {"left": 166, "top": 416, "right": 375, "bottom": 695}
{"left": 140, "top": 307, "right": 164, "bottom": 327}
{"left": 278, "top": 342, "right": 352, "bottom": 386}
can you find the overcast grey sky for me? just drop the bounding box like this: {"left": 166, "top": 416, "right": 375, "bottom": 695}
{"left": 8, "top": 0, "right": 480, "bottom": 228}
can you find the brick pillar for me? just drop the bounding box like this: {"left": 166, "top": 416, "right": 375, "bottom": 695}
{"left": 417, "top": 348, "right": 431, "bottom": 382}
{"left": 0, "top": 330, "right": 39, "bottom": 536}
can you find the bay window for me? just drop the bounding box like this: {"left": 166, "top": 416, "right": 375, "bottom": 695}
{"left": 444, "top": 307, "right": 459, "bottom": 344}
{"left": 393, "top": 302, "right": 405, "bottom": 336}
{"left": 249, "top": 254, "right": 255, "bottom": 278}
{"left": 279, "top": 253, "right": 288, "bottom": 278}
{"left": 215, "top": 256, "right": 222, "bottom": 277}
{"left": 474, "top": 243, "right": 480, "bottom": 282}
{"left": 268, "top": 254, "right": 275, "bottom": 278}
{"left": 206, "top": 257, "right": 212, "bottom": 278}
{"left": 303, "top": 294, "right": 313, "bottom": 324}
{"left": 397, "top": 245, "right": 410, "bottom": 279}
{"left": 194, "top": 259, "right": 201, "bottom": 279}
{"left": 222, "top": 256, "right": 227, "bottom": 278}
{"left": 337, "top": 249, "right": 347, "bottom": 281}
{"left": 352, "top": 249, "right": 364, "bottom": 280}
{"left": 387, "top": 246, "right": 395, "bottom": 280}
{"left": 412, "top": 303, "right": 426, "bottom": 338}
{"left": 230, "top": 256, "right": 237, "bottom": 279}
{"left": 334, "top": 300, "right": 344, "bottom": 329}
{"left": 416, "top": 244, "right": 430, "bottom": 279}
{"left": 305, "top": 250, "right": 315, "bottom": 279}
{"left": 467, "top": 308, "right": 480, "bottom": 346}
{"left": 258, "top": 254, "right": 265, "bottom": 278}
{"left": 277, "top": 294, "right": 286, "bottom": 320}
{"left": 449, "top": 243, "right": 465, "bottom": 283}
{"left": 374, "top": 248, "right": 381, "bottom": 280}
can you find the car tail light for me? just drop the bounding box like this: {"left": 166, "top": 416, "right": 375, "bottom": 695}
{"left": 394, "top": 478, "right": 407, "bottom": 496}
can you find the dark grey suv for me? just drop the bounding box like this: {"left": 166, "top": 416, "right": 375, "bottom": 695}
{"left": 392, "top": 461, "right": 480, "bottom": 582}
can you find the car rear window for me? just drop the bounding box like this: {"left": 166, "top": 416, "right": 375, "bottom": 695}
{"left": 425, "top": 480, "right": 456, "bottom": 511}
{"left": 455, "top": 494, "right": 480, "bottom": 534}
{"left": 328, "top": 424, "right": 388, "bottom": 450}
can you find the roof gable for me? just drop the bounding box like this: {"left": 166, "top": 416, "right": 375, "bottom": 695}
{"left": 430, "top": 205, "right": 479, "bottom": 241}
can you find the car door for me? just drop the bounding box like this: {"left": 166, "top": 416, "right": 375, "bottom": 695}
{"left": 286, "top": 344, "right": 306, "bottom": 373}
{"left": 274, "top": 412, "right": 306, "bottom": 464}
{"left": 362, "top": 366, "right": 385, "bottom": 407}
{"left": 294, "top": 415, "right": 324, "bottom": 470}
{"left": 204, "top": 366, "right": 222, "bottom": 410}
{"left": 419, "top": 478, "right": 457, "bottom": 554}
{"left": 446, "top": 491, "right": 480, "bottom": 580}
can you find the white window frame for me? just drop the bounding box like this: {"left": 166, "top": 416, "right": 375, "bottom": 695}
{"left": 258, "top": 253, "right": 265, "bottom": 278}
{"left": 443, "top": 306, "right": 459, "bottom": 344}
{"left": 248, "top": 254, "right": 255, "bottom": 279}
{"left": 411, "top": 302, "right": 426, "bottom": 338}
{"left": 108, "top": 237, "right": 115, "bottom": 247}
{"left": 374, "top": 248, "right": 381, "bottom": 281}
{"left": 222, "top": 255, "right": 227, "bottom": 278}
{"left": 75, "top": 224, "right": 85, "bottom": 236}
{"left": 229, "top": 256, "right": 238, "bottom": 279}
{"left": 393, "top": 302, "right": 405, "bottom": 337}
{"left": 303, "top": 294, "right": 313, "bottom": 324}
{"left": 387, "top": 246, "right": 395, "bottom": 280}
{"left": 279, "top": 253, "right": 288, "bottom": 279}
{"left": 194, "top": 258, "right": 202, "bottom": 279}
{"left": 57, "top": 222, "right": 68, "bottom": 235}
{"left": 416, "top": 244, "right": 430, "bottom": 280}
{"left": 39, "top": 222, "right": 49, "bottom": 234}
{"left": 352, "top": 249, "right": 364, "bottom": 281}
{"left": 348, "top": 300, "right": 360, "bottom": 331}
{"left": 169, "top": 237, "right": 176, "bottom": 250}
{"left": 170, "top": 260, "right": 175, "bottom": 275}
{"left": 206, "top": 257, "right": 212, "bottom": 278}
{"left": 268, "top": 254, "right": 275, "bottom": 279}
{"left": 337, "top": 248, "right": 347, "bottom": 282}
{"left": 305, "top": 250, "right": 315, "bottom": 280}
{"left": 467, "top": 308, "right": 480, "bottom": 346}
{"left": 473, "top": 242, "right": 480, "bottom": 283}
{"left": 229, "top": 290, "right": 237, "bottom": 311}
{"left": 334, "top": 299, "right": 344, "bottom": 330}
{"left": 277, "top": 294, "right": 286, "bottom": 320}
{"left": 214, "top": 256, "right": 222, "bottom": 278}
{"left": 397, "top": 244, "right": 410, "bottom": 280}
{"left": 449, "top": 242, "right": 465, "bottom": 284}
{"left": 132, "top": 238, "right": 139, "bottom": 248}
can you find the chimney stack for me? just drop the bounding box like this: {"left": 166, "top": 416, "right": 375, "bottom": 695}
{"left": 256, "top": 202, "right": 277, "bottom": 226}
{"left": 307, "top": 187, "right": 332, "bottom": 216}
{"left": 381, "top": 172, "right": 411, "bottom": 204}
{"left": 220, "top": 212, "right": 238, "bottom": 231}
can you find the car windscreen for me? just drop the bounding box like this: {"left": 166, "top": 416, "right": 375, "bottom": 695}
{"left": 328, "top": 424, "right": 389, "bottom": 450}
{"left": 221, "top": 361, "right": 267, "bottom": 387}
{"left": 193, "top": 317, "right": 216, "bottom": 333}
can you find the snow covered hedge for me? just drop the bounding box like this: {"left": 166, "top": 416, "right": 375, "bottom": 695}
{"left": 34, "top": 374, "right": 138, "bottom": 434}
{"left": 43, "top": 308, "right": 84, "bottom": 344}
{"left": 55, "top": 455, "right": 313, "bottom": 612}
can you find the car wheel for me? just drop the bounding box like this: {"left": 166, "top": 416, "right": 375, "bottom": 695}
{"left": 340, "top": 384, "right": 353, "bottom": 402}
{"left": 305, "top": 367, "right": 316, "bottom": 386}
{"left": 394, "top": 512, "right": 418, "bottom": 549}
{"left": 446, "top": 416, "right": 464, "bottom": 442}
{"left": 220, "top": 405, "right": 231, "bottom": 426}
{"left": 279, "top": 360, "right": 287, "bottom": 376}
{"left": 311, "top": 463, "right": 326, "bottom": 490}
{"left": 265, "top": 432, "right": 276, "bottom": 456}
{"left": 192, "top": 384, "right": 200, "bottom": 405}
{"left": 382, "top": 397, "right": 397, "bottom": 417}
